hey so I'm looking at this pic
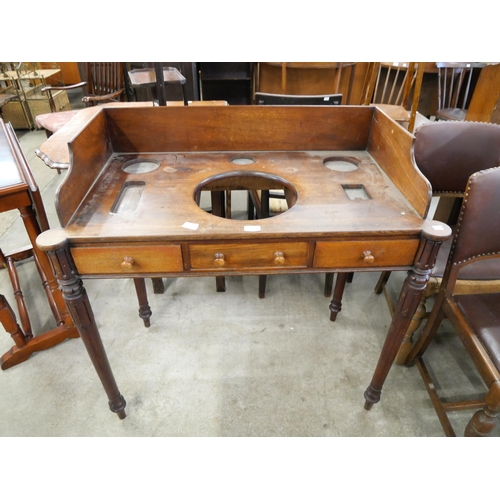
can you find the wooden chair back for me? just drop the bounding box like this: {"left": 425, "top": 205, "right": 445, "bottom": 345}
{"left": 436, "top": 62, "right": 486, "bottom": 121}
{"left": 82, "top": 62, "right": 125, "bottom": 105}
{"left": 254, "top": 92, "right": 342, "bottom": 106}
{"left": 449, "top": 168, "right": 500, "bottom": 277}
{"left": 361, "top": 62, "right": 425, "bottom": 132}
{"left": 465, "top": 63, "right": 500, "bottom": 124}
{"left": 363, "top": 63, "right": 413, "bottom": 106}
{"left": 256, "top": 63, "right": 357, "bottom": 104}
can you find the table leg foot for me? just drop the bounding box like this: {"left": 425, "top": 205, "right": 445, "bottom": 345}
{"left": 364, "top": 385, "right": 381, "bottom": 410}
{"left": 109, "top": 394, "right": 127, "bottom": 419}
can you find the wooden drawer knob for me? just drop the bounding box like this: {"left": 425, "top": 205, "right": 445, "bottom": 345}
{"left": 121, "top": 256, "right": 135, "bottom": 270}
{"left": 274, "top": 251, "right": 285, "bottom": 265}
{"left": 214, "top": 253, "right": 226, "bottom": 267}
{"left": 362, "top": 251, "right": 375, "bottom": 264}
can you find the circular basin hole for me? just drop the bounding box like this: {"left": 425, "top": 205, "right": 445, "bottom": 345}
{"left": 194, "top": 171, "right": 297, "bottom": 220}
{"left": 230, "top": 157, "right": 255, "bottom": 165}
{"left": 323, "top": 157, "right": 359, "bottom": 172}
{"left": 122, "top": 159, "right": 160, "bottom": 174}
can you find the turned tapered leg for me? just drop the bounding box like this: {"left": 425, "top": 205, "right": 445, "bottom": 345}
{"left": 364, "top": 231, "right": 447, "bottom": 410}
{"left": 374, "top": 271, "right": 391, "bottom": 295}
{"left": 133, "top": 278, "right": 152, "bottom": 328}
{"left": 364, "top": 265, "right": 431, "bottom": 409}
{"left": 49, "top": 244, "right": 126, "bottom": 419}
{"left": 329, "top": 273, "right": 348, "bottom": 321}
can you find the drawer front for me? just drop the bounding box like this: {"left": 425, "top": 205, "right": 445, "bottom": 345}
{"left": 189, "top": 242, "right": 309, "bottom": 270}
{"left": 71, "top": 245, "right": 183, "bottom": 275}
{"left": 313, "top": 239, "right": 419, "bottom": 269}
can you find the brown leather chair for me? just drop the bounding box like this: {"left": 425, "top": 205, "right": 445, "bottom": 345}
{"left": 333, "top": 121, "right": 500, "bottom": 340}
{"left": 35, "top": 62, "right": 125, "bottom": 138}
{"left": 374, "top": 121, "right": 500, "bottom": 363}
{"left": 405, "top": 166, "right": 500, "bottom": 437}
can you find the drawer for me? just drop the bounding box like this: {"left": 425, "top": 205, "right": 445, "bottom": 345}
{"left": 189, "top": 242, "right": 309, "bottom": 270}
{"left": 313, "top": 239, "right": 419, "bottom": 269}
{"left": 71, "top": 245, "right": 183, "bottom": 275}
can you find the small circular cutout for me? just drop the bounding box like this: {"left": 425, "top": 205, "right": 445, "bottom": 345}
{"left": 323, "top": 157, "right": 359, "bottom": 172}
{"left": 231, "top": 157, "right": 255, "bottom": 165}
{"left": 122, "top": 159, "right": 160, "bottom": 174}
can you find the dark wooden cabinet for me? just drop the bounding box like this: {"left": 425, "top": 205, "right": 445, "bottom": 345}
{"left": 198, "top": 63, "right": 254, "bottom": 104}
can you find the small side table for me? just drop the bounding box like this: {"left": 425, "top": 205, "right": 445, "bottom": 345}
{"left": 128, "top": 64, "right": 187, "bottom": 106}
{"left": 0, "top": 118, "right": 78, "bottom": 370}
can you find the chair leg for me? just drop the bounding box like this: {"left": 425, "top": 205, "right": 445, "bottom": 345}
{"left": 373, "top": 270, "right": 438, "bottom": 365}
{"left": 374, "top": 271, "right": 391, "bottom": 294}
{"left": 405, "top": 293, "right": 447, "bottom": 366}
{"left": 1, "top": 249, "right": 33, "bottom": 339}
{"left": 181, "top": 83, "right": 188, "bottom": 106}
{"left": 415, "top": 357, "right": 457, "bottom": 437}
{"left": 0, "top": 295, "right": 28, "bottom": 349}
{"left": 394, "top": 282, "right": 437, "bottom": 365}
{"left": 465, "top": 381, "right": 500, "bottom": 437}
{"left": 32, "top": 251, "right": 64, "bottom": 327}
{"left": 247, "top": 192, "right": 256, "bottom": 220}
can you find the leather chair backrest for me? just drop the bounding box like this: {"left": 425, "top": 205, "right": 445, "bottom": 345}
{"left": 452, "top": 167, "right": 500, "bottom": 265}
{"left": 413, "top": 121, "right": 500, "bottom": 194}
